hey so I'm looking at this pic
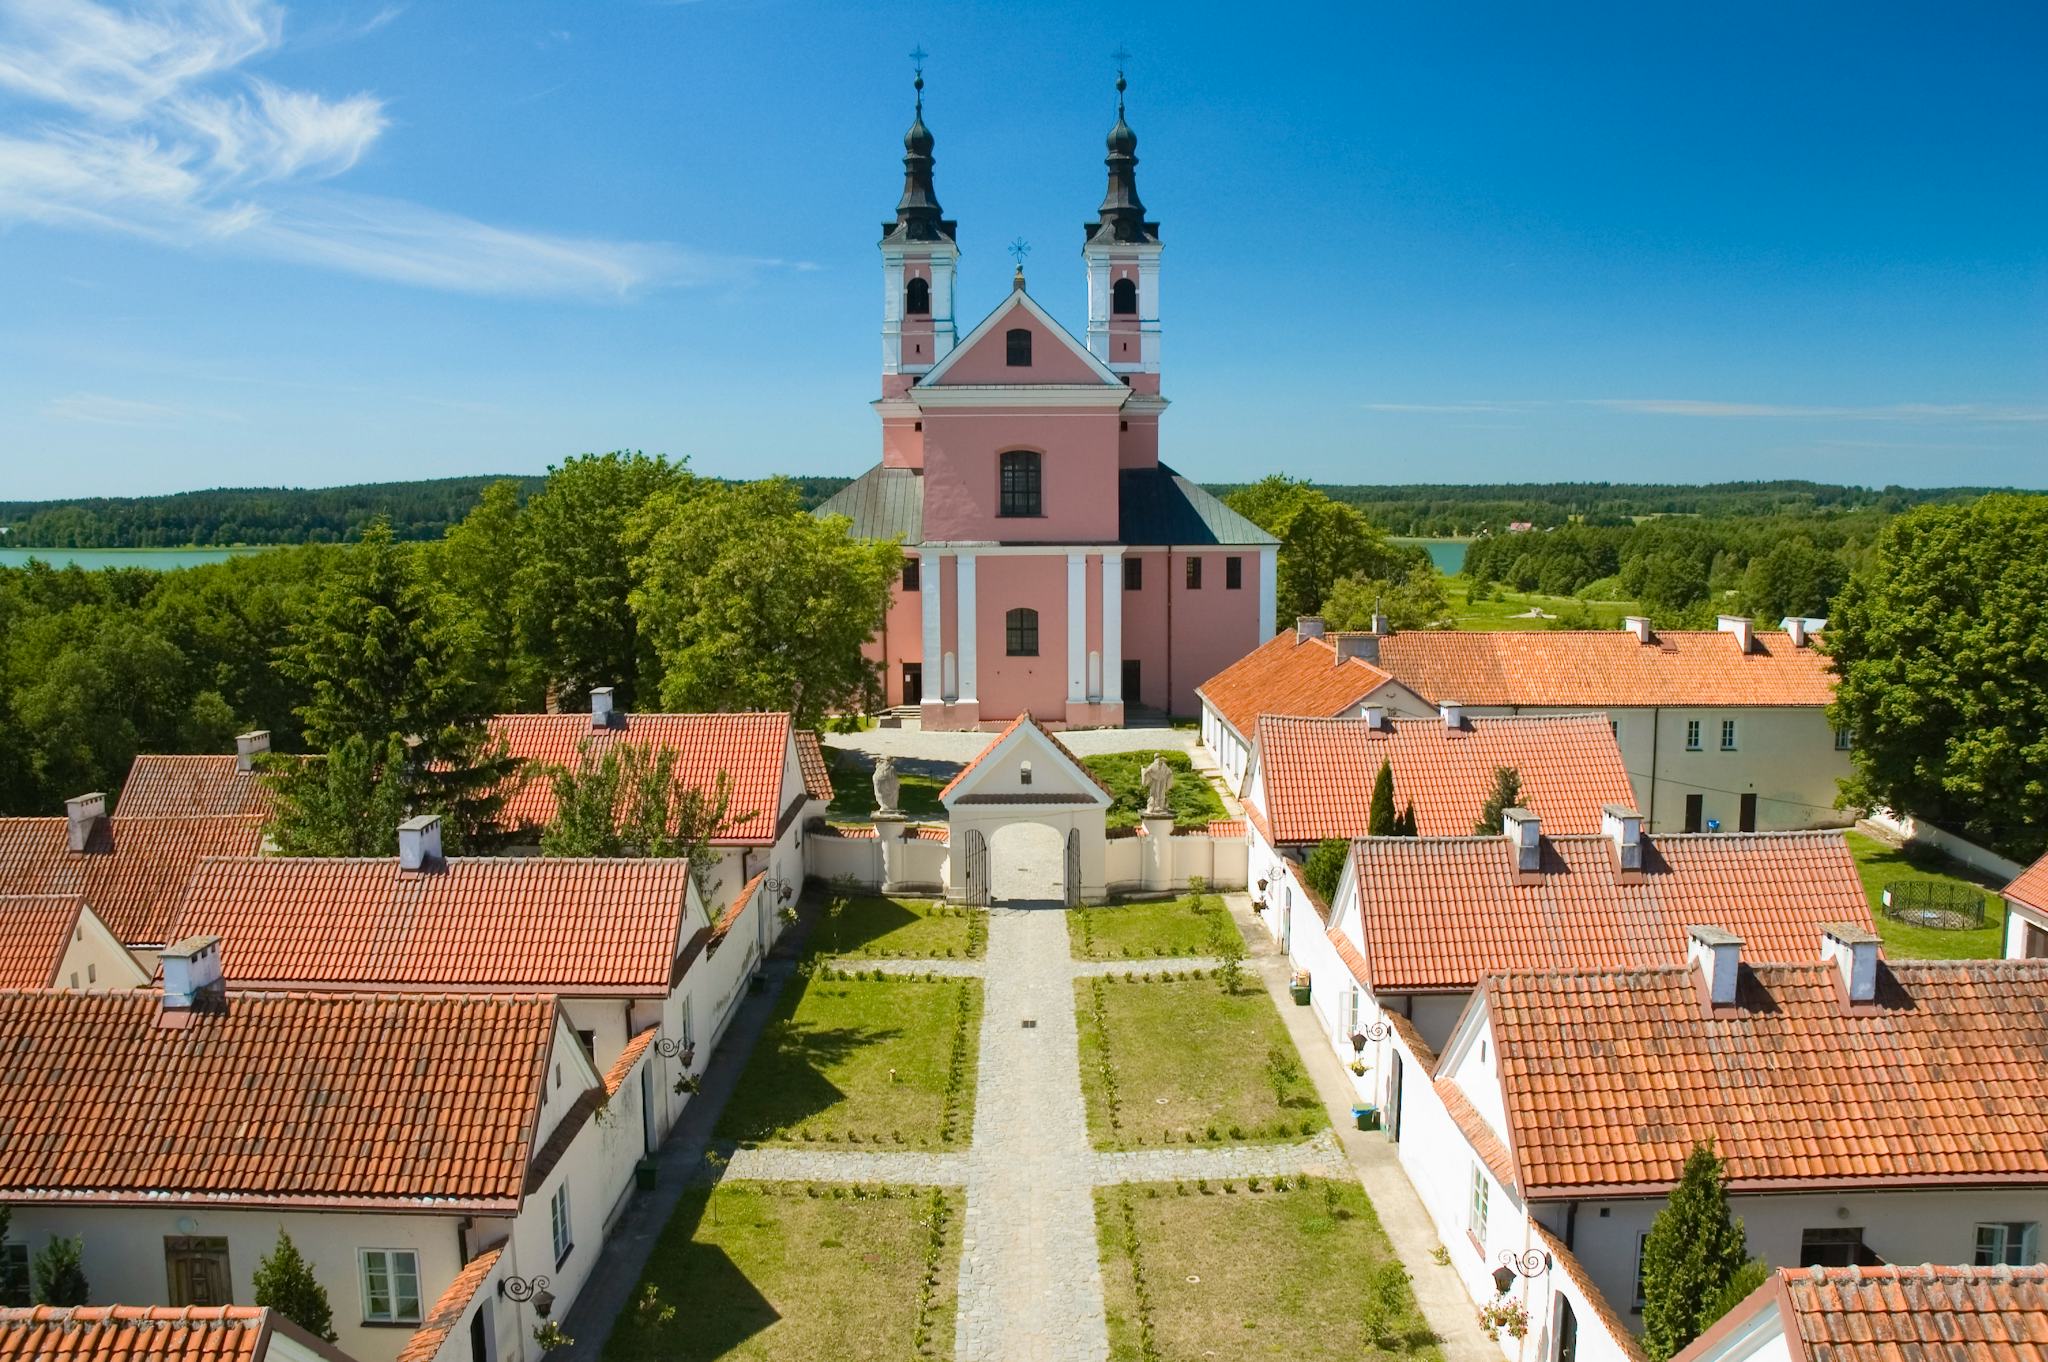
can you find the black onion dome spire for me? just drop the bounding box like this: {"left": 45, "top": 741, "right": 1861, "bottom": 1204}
{"left": 884, "top": 66, "right": 956, "bottom": 244}
{"left": 1088, "top": 72, "right": 1159, "bottom": 245}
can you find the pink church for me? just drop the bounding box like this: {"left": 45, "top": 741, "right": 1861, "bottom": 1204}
{"left": 818, "top": 74, "right": 1278, "bottom": 730}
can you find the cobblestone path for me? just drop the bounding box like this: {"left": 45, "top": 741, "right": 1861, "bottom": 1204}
{"left": 720, "top": 1146, "right": 969, "bottom": 1185}
{"left": 1092, "top": 1128, "right": 1348, "bottom": 1184}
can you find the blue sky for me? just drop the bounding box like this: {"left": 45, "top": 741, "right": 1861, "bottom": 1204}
{"left": 1, "top": 0, "right": 2043, "bottom": 499}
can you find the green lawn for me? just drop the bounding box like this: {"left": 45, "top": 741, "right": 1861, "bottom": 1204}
{"left": 1097, "top": 1179, "right": 1439, "bottom": 1361}
{"left": 1076, "top": 975, "right": 1325, "bottom": 1149}
{"left": 717, "top": 974, "right": 982, "bottom": 1147}
{"left": 811, "top": 895, "right": 986, "bottom": 960}
{"left": 605, "top": 1182, "right": 957, "bottom": 1362}
{"left": 1083, "top": 749, "right": 1228, "bottom": 829}
{"left": 1442, "top": 573, "right": 1640, "bottom": 631}
{"left": 827, "top": 756, "right": 953, "bottom": 822}
{"left": 1069, "top": 895, "right": 1233, "bottom": 960}
{"left": 1845, "top": 830, "right": 2007, "bottom": 960}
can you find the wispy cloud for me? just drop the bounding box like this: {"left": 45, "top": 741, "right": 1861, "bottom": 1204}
{"left": 1359, "top": 397, "right": 2048, "bottom": 425}
{"left": 0, "top": 0, "right": 749, "bottom": 297}
{"left": 43, "top": 392, "right": 190, "bottom": 425}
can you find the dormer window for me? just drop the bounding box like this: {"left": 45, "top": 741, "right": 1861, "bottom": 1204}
{"left": 1006, "top": 327, "right": 1032, "bottom": 367}
{"left": 1112, "top": 277, "right": 1138, "bottom": 315}
{"left": 905, "top": 276, "right": 930, "bottom": 315}
{"left": 999, "top": 451, "right": 1042, "bottom": 517}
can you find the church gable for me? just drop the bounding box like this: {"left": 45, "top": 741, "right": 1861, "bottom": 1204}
{"left": 919, "top": 289, "right": 1122, "bottom": 388}
{"left": 940, "top": 713, "right": 1114, "bottom": 808}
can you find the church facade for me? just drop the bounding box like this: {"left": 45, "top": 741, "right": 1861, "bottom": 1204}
{"left": 817, "top": 75, "right": 1277, "bottom": 730}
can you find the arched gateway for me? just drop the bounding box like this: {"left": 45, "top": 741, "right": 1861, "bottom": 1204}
{"left": 938, "top": 713, "right": 1112, "bottom": 906}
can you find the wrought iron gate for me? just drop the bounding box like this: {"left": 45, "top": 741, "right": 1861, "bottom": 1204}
{"left": 1064, "top": 827, "right": 1081, "bottom": 908}
{"left": 961, "top": 829, "right": 989, "bottom": 906}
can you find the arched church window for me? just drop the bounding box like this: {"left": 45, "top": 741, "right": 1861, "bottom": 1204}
{"left": 1112, "top": 277, "right": 1138, "bottom": 315}
{"left": 999, "top": 451, "right": 1042, "bottom": 517}
{"left": 1006, "top": 608, "right": 1039, "bottom": 657}
{"left": 1006, "top": 328, "right": 1032, "bottom": 366}
{"left": 905, "top": 277, "right": 930, "bottom": 315}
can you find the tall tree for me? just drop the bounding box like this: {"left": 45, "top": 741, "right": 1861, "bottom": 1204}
{"left": 1368, "top": 760, "right": 1397, "bottom": 836}
{"left": 1640, "top": 1142, "right": 1751, "bottom": 1361}
{"left": 1474, "top": 766, "right": 1522, "bottom": 834}
{"left": 261, "top": 736, "right": 413, "bottom": 857}
{"left": 1829, "top": 494, "right": 2048, "bottom": 860}
{"left": 629, "top": 480, "right": 900, "bottom": 726}
{"left": 1302, "top": 838, "right": 1349, "bottom": 902}
{"left": 439, "top": 478, "right": 541, "bottom": 711}
{"left": 539, "top": 742, "right": 746, "bottom": 905}
{"left": 253, "top": 1230, "right": 338, "bottom": 1342}
{"left": 1322, "top": 563, "right": 1451, "bottom": 633}
{"left": 1225, "top": 476, "right": 1418, "bottom": 622}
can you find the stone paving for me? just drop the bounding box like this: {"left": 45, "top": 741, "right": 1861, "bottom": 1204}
{"left": 826, "top": 956, "right": 987, "bottom": 977}
{"left": 1091, "top": 1128, "right": 1348, "bottom": 1185}
{"left": 720, "top": 1145, "right": 969, "bottom": 1185}
{"left": 1071, "top": 955, "right": 1222, "bottom": 977}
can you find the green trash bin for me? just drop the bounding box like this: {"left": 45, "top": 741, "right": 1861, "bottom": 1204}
{"left": 635, "top": 1158, "right": 658, "bottom": 1190}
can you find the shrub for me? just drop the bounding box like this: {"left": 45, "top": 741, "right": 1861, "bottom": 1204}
{"left": 252, "top": 1229, "right": 337, "bottom": 1341}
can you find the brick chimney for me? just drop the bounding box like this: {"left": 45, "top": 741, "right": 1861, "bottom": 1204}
{"left": 1623, "top": 616, "right": 1654, "bottom": 645}
{"left": 1687, "top": 925, "right": 1743, "bottom": 1006}
{"left": 397, "top": 814, "right": 444, "bottom": 871}
{"left": 1821, "top": 922, "right": 1881, "bottom": 1003}
{"left": 1438, "top": 700, "right": 1465, "bottom": 731}
{"left": 65, "top": 793, "right": 106, "bottom": 852}
{"left": 161, "top": 935, "right": 225, "bottom": 1014}
{"left": 1501, "top": 807, "right": 1541, "bottom": 872}
{"left": 1717, "top": 615, "right": 1756, "bottom": 654}
{"left": 1295, "top": 616, "right": 1326, "bottom": 644}
{"left": 1602, "top": 804, "right": 1643, "bottom": 871}
{"left": 590, "top": 686, "right": 618, "bottom": 730}
{"left": 234, "top": 730, "right": 270, "bottom": 773}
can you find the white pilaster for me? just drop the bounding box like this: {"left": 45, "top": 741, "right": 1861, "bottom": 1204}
{"left": 956, "top": 551, "right": 977, "bottom": 702}
{"left": 1101, "top": 549, "right": 1124, "bottom": 703}
{"left": 1258, "top": 546, "right": 1278, "bottom": 641}
{"left": 921, "top": 549, "right": 944, "bottom": 700}
{"left": 1067, "top": 552, "right": 1087, "bottom": 703}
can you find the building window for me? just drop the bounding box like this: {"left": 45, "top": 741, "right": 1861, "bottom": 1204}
{"left": 1185, "top": 556, "right": 1203, "bottom": 590}
{"left": 1976, "top": 1223, "right": 2039, "bottom": 1266}
{"left": 1, "top": 1243, "right": 28, "bottom": 1307}
{"left": 1834, "top": 728, "right": 1854, "bottom": 751}
{"left": 1632, "top": 1233, "right": 1650, "bottom": 1309}
{"left": 680, "top": 994, "right": 695, "bottom": 1051}
{"left": 1611, "top": 719, "right": 1619, "bottom": 738}
{"left": 1006, "top": 327, "right": 1032, "bottom": 366}
{"left": 1124, "top": 557, "right": 1142, "bottom": 591}
{"left": 1006, "top": 608, "right": 1039, "bottom": 657}
{"left": 1112, "top": 277, "right": 1138, "bottom": 315}
{"left": 1020, "top": 761, "right": 1034, "bottom": 786}
{"left": 905, "top": 276, "right": 930, "bottom": 315}
{"left": 576, "top": 1029, "right": 595, "bottom": 1058}
{"left": 999, "top": 450, "right": 1042, "bottom": 517}
{"left": 1685, "top": 720, "right": 1701, "bottom": 751}
{"left": 1467, "top": 1163, "right": 1489, "bottom": 1240}
{"left": 1225, "top": 556, "right": 1243, "bottom": 590}
{"left": 902, "top": 557, "right": 921, "bottom": 593}
{"left": 551, "top": 1184, "right": 574, "bottom": 1266}
{"left": 1799, "top": 1227, "right": 1867, "bottom": 1268}
{"left": 361, "top": 1249, "right": 422, "bottom": 1325}
{"left": 1721, "top": 719, "right": 1738, "bottom": 751}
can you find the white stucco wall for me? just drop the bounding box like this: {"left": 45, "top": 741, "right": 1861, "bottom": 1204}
{"left": 55, "top": 904, "right": 150, "bottom": 991}
{"left": 2006, "top": 896, "right": 2048, "bottom": 959}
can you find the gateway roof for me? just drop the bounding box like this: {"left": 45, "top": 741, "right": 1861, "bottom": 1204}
{"left": 1373, "top": 628, "right": 1837, "bottom": 708}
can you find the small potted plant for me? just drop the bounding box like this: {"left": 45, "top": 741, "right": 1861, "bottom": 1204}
{"left": 1348, "top": 1057, "right": 1367, "bottom": 1077}
{"left": 1477, "top": 1294, "right": 1529, "bottom": 1340}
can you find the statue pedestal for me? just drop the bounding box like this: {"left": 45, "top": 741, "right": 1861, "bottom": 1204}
{"left": 873, "top": 813, "right": 911, "bottom": 894}
{"left": 1142, "top": 813, "right": 1176, "bottom": 892}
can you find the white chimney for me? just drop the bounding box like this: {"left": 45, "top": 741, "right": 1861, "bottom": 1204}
{"left": 1502, "top": 807, "right": 1541, "bottom": 872}
{"left": 1602, "top": 804, "right": 1644, "bottom": 871}
{"left": 1717, "top": 615, "right": 1756, "bottom": 654}
{"left": 1781, "top": 617, "right": 1810, "bottom": 648}
{"left": 1439, "top": 700, "right": 1465, "bottom": 731}
{"left": 1362, "top": 704, "right": 1388, "bottom": 732}
{"left": 234, "top": 730, "right": 270, "bottom": 773}
{"left": 397, "top": 814, "right": 443, "bottom": 871}
{"left": 65, "top": 793, "right": 106, "bottom": 852}
{"left": 590, "top": 686, "right": 617, "bottom": 729}
{"left": 1295, "top": 616, "right": 1326, "bottom": 644}
{"left": 1371, "top": 610, "right": 1390, "bottom": 637}
{"left": 1687, "top": 925, "right": 1743, "bottom": 1006}
{"left": 1821, "top": 923, "right": 1881, "bottom": 1003}
{"left": 161, "top": 935, "right": 224, "bottom": 1011}
{"left": 1623, "top": 615, "right": 1654, "bottom": 645}
{"left": 1333, "top": 633, "right": 1380, "bottom": 665}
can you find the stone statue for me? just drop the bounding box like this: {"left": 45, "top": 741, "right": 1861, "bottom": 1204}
{"left": 872, "top": 755, "right": 902, "bottom": 816}
{"left": 1140, "top": 754, "right": 1174, "bottom": 816}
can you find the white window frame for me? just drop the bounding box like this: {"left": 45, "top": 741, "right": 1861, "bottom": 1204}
{"left": 1834, "top": 728, "right": 1854, "bottom": 751}
{"left": 1975, "top": 1221, "right": 2040, "bottom": 1266}
{"left": 1721, "top": 719, "right": 1738, "bottom": 751}
{"left": 1685, "top": 720, "right": 1701, "bottom": 751}
{"left": 551, "top": 1183, "right": 574, "bottom": 1266}
{"left": 360, "top": 1248, "right": 422, "bottom": 1325}
{"left": 1468, "top": 1163, "right": 1489, "bottom": 1241}
{"left": 1632, "top": 1232, "right": 1650, "bottom": 1309}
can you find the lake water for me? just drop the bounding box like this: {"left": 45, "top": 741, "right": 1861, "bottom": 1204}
{"left": 0, "top": 546, "right": 274, "bottom": 571}
{"left": 1394, "top": 538, "right": 1469, "bottom": 574}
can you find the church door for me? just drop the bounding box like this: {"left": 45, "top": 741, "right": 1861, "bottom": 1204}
{"left": 1121, "top": 660, "right": 1142, "bottom": 707}
{"left": 960, "top": 829, "right": 989, "bottom": 906}
{"left": 902, "top": 663, "right": 923, "bottom": 707}
{"left": 1064, "top": 828, "right": 1081, "bottom": 908}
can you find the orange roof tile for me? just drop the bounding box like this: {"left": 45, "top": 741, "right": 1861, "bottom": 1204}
{"left": 937, "top": 712, "right": 1115, "bottom": 801}
{"left": 117, "top": 755, "right": 276, "bottom": 819}
{"left": 2007, "top": 851, "right": 2048, "bottom": 916}
{"left": 1327, "top": 927, "right": 1370, "bottom": 986}
{"left": 0, "top": 894, "right": 85, "bottom": 989}
{"left": 1374, "top": 628, "right": 1836, "bottom": 708}
{"left": 1196, "top": 632, "right": 1398, "bottom": 742}
{"left": 0, "top": 989, "right": 557, "bottom": 1211}
{"left": 396, "top": 1251, "right": 502, "bottom": 1362}
{"left": 1202, "top": 819, "right": 1245, "bottom": 839}
{"left": 1354, "top": 830, "right": 1873, "bottom": 993}
{"left": 603, "top": 1027, "right": 659, "bottom": 1097}
{"left": 488, "top": 711, "right": 795, "bottom": 843}
{"left": 1757, "top": 1265, "right": 2048, "bottom": 1362}
{"left": 1253, "top": 713, "right": 1635, "bottom": 843}
{"left": 0, "top": 1306, "right": 347, "bottom": 1362}
{"left": 0, "top": 815, "right": 265, "bottom": 946}
{"left": 1482, "top": 960, "right": 2048, "bottom": 1196}
{"left": 1437, "top": 1079, "right": 1518, "bottom": 1191}
{"left": 166, "top": 857, "right": 694, "bottom": 995}
{"left": 794, "top": 731, "right": 835, "bottom": 801}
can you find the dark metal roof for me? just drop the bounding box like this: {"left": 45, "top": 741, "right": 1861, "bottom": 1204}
{"left": 814, "top": 465, "right": 923, "bottom": 542}
{"left": 1118, "top": 465, "right": 1278, "bottom": 546}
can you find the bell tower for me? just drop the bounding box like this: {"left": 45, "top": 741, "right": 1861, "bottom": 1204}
{"left": 1083, "top": 67, "right": 1161, "bottom": 395}
{"left": 881, "top": 55, "right": 959, "bottom": 399}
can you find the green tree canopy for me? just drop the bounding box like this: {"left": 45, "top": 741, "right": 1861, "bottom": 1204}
{"left": 1640, "top": 1141, "right": 1751, "bottom": 1361}
{"left": 253, "top": 1230, "right": 338, "bottom": 1342}
{"left": 1224, "top": 476, "right": 1419, "bottom": 622}
{"left": 31, "top": 1235, "right": 89, "bottom": 1306}
{"left": 1302, "top": 838, "right": 1348, "bottom": 902}
{"left": 539, "top": 741, "right": 743, "bottom": 904}
{"left": 1474, "top": 766, "right": 1522, "bottom": 834}
{"left": 1368, "top": 760, "right": 1397, "bottom": 837}
{"left": 1322, "top": 563, "right": 1450, "bottom": 633}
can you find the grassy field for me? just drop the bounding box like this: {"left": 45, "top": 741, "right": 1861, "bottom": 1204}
{"left": 1442, "top": 573, "right": 1641, "bottom": 631}
{"left": 1068, "top": 895, "right": 1233, "bottom": 959}
{"left": 1096, "top": 1179, "right": 1439, "bottom": 1361}
{"left": 604, "top": 1182, "right": 957, "bottom": 1362}
{"left": 1083, "top": 749, "right": 1227, "bottom": 829}
{"left": 827, "top": 755, "right": 952, "bottom": 821}
{"left": 812, "top": 895, "right": 985, "bottom": 960}
{"left": 1845, "top": 830, "right": 2007, "bottom": 960}
{"left": 1076, "top": 975, "right": 1325, "bottom": 1149}
{"left": 716, "top": 973, "right": 982, "bottom": 1147}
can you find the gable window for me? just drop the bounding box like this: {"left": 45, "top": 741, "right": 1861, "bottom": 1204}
{"left": 1685, "top": 720, "right": 1701, "bottom": 751}
{"left": 551, "top": 1184, "right": 574, "bottom": 1266}
{"left": 1467, "top": 1163, "right": 1489, "bottom": 1240}
{"left": 905, "top": 276, "right": 930, "bottom": 315}
{"left": 1185, "top": 556, "right": 1203, "bottom": 590}
{"left": 1112, "top": 277, "right": 1138, "bottom": 315}
{"left": 1225, "top": 555, "right": 1243, "bottom": 590}
{"left": 361, "top": 1249, "right": 422, "bottom": 1325}
{"left": 1006, "top": 608, "right": 1039, "bottom": 657}
{"left": 1124, "top": 557, "right": 1142, "bottom": 591}
{"left": 1720, "top": 719, "right": 1738, "bottom": 751}
{"left": 1019, "top": 761, "right": 1034, "bottom": 787}
{"left": 1976, "top": 1222, "right": 2039, "bottom": 1266}
{"left": 999, "top": 451, "right": 1042, "bottom": 517}
{"left": 902, "top": 558, "right": 921, "bottom": 593}
{"left": 1006, "top": 327, "right": 1032, "bottom": 367}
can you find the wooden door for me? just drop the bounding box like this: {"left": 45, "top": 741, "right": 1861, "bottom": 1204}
{"left": 903, "top": 663, "right": 922, "bottom": 707}
{"left": 164, "top": 1237, "right": 231, "bottom": 1307}
{"left": 1121, "top": 660, "right": 1141, "bottom": 706}
{"left": 1739, "top": 793, "right": 1758, "bottom": 832}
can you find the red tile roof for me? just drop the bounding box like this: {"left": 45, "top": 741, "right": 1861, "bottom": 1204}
{"left": 0, "top": 1307, "right": 344, "bottom": 1362}
{"left": 1437, "top": 1078, "right": 1518, "bottom": 1190}
{"left": 1352, "top": 830, "right": 1873, "bottom": 993}
{"left": 794, "top": 731, "right": 835, "bottom": 802}
{"left": 117, "top": 755, "right": 274, "bottom": 818}
{"left": 2008, "top": 851, "right": 2048, "bottom": 916}
{"left": 1481, "top": 960, "right": 2048, "bottom": 1197}
{"left": 1374, "top": 628, "right": 1837, "bottom": 708}
{"left": 166, "top": 857, "right": 695, "bottom": 995}
{"left": 396, "top": 1250, "right": 501, "bottom": 1362}
{"left": 937, "top": 712, "right": 1115, "bottom": 801}
{"left": 1252, "top": 713, "right": 1635, "bottom": 843}
{"left": 0, "top": 989, "right": 558, "bottom": 1211}
{"left": 1753, "top": 1266, "right": 2048, "bottom": 1362}
{"left": 0, "top": 815, "right": 265, "bottom": 946}
{"left": 0, "top": 894, "right": 85, "bottom": 989}
{"left": 1196, "top": 632, "right": 1398, "bottom": 743}
{"left": 488, "top": 712, "right": 795, "bottom": 843}
{"left": 603, "top": 1027, "right": 659, "bottom": 1097}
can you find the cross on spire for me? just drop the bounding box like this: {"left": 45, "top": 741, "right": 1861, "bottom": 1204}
{"left": 1111, "top": 45, "right": 1131, "bottom": 111}
{"left": 1008, "top": 237, "right": 1031, "bottom": 267}
{"left": 910, "top": 44, "right": 927, "bottom": 107}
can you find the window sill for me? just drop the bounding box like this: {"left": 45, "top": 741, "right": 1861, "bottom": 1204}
{"left": 555, "top": 1243, "right": 575, "bottom": 1270}
{"left": 995, "top": 513, "right": 1047, "bottom": 520}
{"left": 359, "top": 1319, "right": 424, "bottom": 1330}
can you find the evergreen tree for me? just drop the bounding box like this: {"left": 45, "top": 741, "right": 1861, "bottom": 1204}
{"left": 31, "top": 1235, "right": 88, "bottom": 1306}
{"left": 1397, "top": 801, "right": 1419, "bottom": 836}
{"left": 1368, "top": 760, "right": 1397, "bottom": 836}
{"left": 1699, "top": 1257, "right": 1771, "bottom": 1333}
{"left": 253, "top": 1230, "right": 338, "bottom": 1342}
{"left": 1640, "top": 1141, "right": 1751, "bottom": 1361}
{"left": 1302, "top": 838, "right": 1349, "bottom": 902}
{"left": 1474, "top": 767, "right": 1523, "bottom": 835}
